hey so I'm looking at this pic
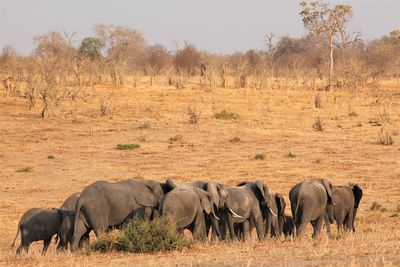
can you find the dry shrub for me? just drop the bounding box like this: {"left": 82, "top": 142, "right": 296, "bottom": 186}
{"left": 87, "top": 217, "right": 192, "bottom": 253}
{"left": 187, "top": 104, "right": 201, "bottom": 124}
{"left": 214, "top": 110, "right": 239, "bottom": 120}
{"left": 313, "top": 117, "right": 324, "bottom": 132}
{"left": 314, "top": 93, "right": 321, "bottom": 108}
{"left": 378, "top": 127, "right": 394, "bottom": 145}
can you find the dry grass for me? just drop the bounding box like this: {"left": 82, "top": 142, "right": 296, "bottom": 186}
{"left": 0, "top": 77, "right": 399, "bottom": 266}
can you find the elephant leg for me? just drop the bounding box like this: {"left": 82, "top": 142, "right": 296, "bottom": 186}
{"left": 251, "top": 210, "right": 265, "bottom": 241}
{"left": 78, "top": 230, "right": 91, "bottom": 248}
{"left": 210, "top": 216, "right": 221, "bottom": 241}
{"left": 312, "top": 215, "right": 324, "bottom": 238}
{"left": 151, "top": 209, "right": 160, "bottom": 220}
{"left": 242, "top": 220, "right": 251, "bottom": 241}
{"left": 226, "top": 213, "right": 236, "bottom": 241}
{"left": 193, "top": 212, "right": 206, "bottom": 241}
{"left": 71, "top": 218, "right": 88, "bottom": 251}
{"left": 42, "top": 238, "right": 52, "bottom": 255}
{"left": 345, "top": 210, "right": 354, "bottom": 232}
{"left": 143, "top": 207, "right": 153, "bottom": 221}
{"left": 324, "top": 212, "right": 331, "bottom": 236}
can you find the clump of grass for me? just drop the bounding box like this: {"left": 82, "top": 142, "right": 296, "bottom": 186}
{"left": 116, "top": 144, "right": 140, "bottom": 150}
{"left": 389, "top": 213, "right": 398, "bottom": 218}
{"left": 370, "top": 201, "right": 382, "bottom": 211}
{"left": 378, "top": 127, "right": 394, "bottom": 145}
{"left": 287, "top": 152, "right": 296, "bottom": 158}
{"left": 255, "top": 153, "right": 265, "bottom": 160}
{"left": 214, "top": 110, "right": 238, "bottom": 120}
{"left": 230, "top": 136, "right": 241, "bottom": 142}
{"left": 47, "top": 155, "right": 55, "bottom": 159}
{"left": 348, "top": 111, "right": 358, "bottom": 117}
{"left": 138, "top": 121, "right": 151, "bottom": 130}
{"left": 169, "top": 135, "right": 183, "bottom": 143}
{"left": 313, "top": 117, "right": 324, "bottom": 132}
{"left": 87, "top": 217, "right": 192, "bottom": 253}
{"left": 357, "top": 122, "right": 362, "bottom": 127}
{"left": 16, "top": 166, "right": 34, "bottom": 173}
{"left": 314, "top": 93, "right": 321, "bottom": 108}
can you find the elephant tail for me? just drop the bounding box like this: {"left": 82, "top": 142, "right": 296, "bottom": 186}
{"left": 72, "top": 198, "right": 84, "bottom": 242}
{"left": 10, "top": 225, "right": 20, "bottom": 249}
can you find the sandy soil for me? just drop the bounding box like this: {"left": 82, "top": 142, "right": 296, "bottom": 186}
{"left": 0, "top": 80, "right": 399, "bottom": 266}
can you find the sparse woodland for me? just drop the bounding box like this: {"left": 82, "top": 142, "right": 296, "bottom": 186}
{"left": 0, "top": 1, "right": 399, "bottom": 266}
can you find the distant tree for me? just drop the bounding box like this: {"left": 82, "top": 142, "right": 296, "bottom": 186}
{"left": 93, "top": 24, "right": 146, "bottom": 85}
{"left": 79, "top": 37, "right": 102, "bottom": 60}
{"left": 174, "top": 42, "right": 200, "bottom": 76}
{"left": 145, "top": 44, "right": 170, "bottom": 86}
{"left": 300, "top": 0, "right": 353, "bottom": 89}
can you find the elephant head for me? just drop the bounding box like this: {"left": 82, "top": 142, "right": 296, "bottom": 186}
{"left": 204, "top": 182, "right": 228, "bottom": 210}
{"left": 255, "top": 180, "right": 277, "bottom": 217}
{"left": 195, "top": 188, "right": 212, "bottom": 215}
{"left": 274, "top": 193, "right": 286, "bottom": 217}
{"left": 350, "top": 183, "right": 363, "bottom": 209}
{"left": 320, "top": 178, "right": 334, "bottom": 205}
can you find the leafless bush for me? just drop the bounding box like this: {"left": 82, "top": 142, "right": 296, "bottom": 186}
{"left": 187, "top": 104, "right": 201, "bottom": 124}
{"left": 379, "top": 127, "right": 394, "bottom": 145}
{"left": 100, "top": 98, "right": 112, "bottom": 117}
{"left": 313, "top": 117, "right": 324, "bottom": 132}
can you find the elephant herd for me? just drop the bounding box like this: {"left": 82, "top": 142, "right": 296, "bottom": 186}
{"left": 11, "top": 177, "right": 363, "bottom": 254}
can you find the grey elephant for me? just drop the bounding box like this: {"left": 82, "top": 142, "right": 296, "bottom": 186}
{"left": 71, "top": 179, "right": 174, "bottom": 250}
{"left": 166, "top": 179, "right": 228, "bottom": 239}
{"left": 266, "top": 193, "right": 286, "bottom": 238}
{"left": 160, "top": 187, "right": 218, "bottom": 240}
{"left": 281, "top": 215, "right": 295, "bottom": 237}
{"left": 289, "top": 178, "right": 334, "bottom": 238}
{"left": 57, "top": 192, "right": 90, "bottom": 250}
{"left": 11, "top": 208, "right": 66, "bottom": 254}
{"left": 223, "top": 180, "right": 276, "bottom": 241}
{"left": 327, "top": 184, "right": 363, "bottom": 232}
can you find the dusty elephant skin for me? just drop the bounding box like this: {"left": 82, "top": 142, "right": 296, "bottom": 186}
{"left": 71, "top": 179, "right": 174, "bottom": 250}
{"left": 166, "top": 179, "right": 228, "bottom": 240}
{"left": 327, "top": 184, "right": 363, "bottom": 232}
{"left": 289, "top": 178, "right": 334, "bottom": 238}
{"left": 222, "top": 180, "right": 275, "bottom": 241}
{"left": 160, "top": 187, "right": 215, "bottom": 240}
{"left": 57, "top": 192, "right": 90, "bottom": 250}
{"left": 11, "top": 208, "right": 64, "bottom": 255}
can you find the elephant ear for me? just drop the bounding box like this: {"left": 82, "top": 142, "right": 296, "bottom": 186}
{"left": 255, "top": 180, "right": 266, "bottom": 201}
{"left": 165, "top": 178, "right": 178, "bottom": 190}
{"left": 135, "top": 183, "right": 157, "bottom": 207}
{"left": 236, "top": 181, "right": 248, "bottom": 186}
{"left": 321, "top": 179, "right": 334, "bottom": 205}
{"left": 275, "top": 193, "right": 286, "bottom": 215}
{"left": 351, "top": 184, "right": 363, "bottom": 209}
{"left": 196, "top": 189, "right": 212, "bottom": 214}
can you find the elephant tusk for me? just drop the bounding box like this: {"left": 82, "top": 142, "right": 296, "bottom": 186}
{"left": 228, "top": 208, "right": 244, "bottom": 219}
{"left": 213, "top": 213, "right": 220, "bottom": 221}
{"left": 269, "top": 207, "right": 278, "bottom": 217}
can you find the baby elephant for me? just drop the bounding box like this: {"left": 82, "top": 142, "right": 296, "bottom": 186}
{"left": 11, "top": 208, "right": 65, "bottom": 254}
{"left": 281, "top": 215, "right": 295, "bottom": 237}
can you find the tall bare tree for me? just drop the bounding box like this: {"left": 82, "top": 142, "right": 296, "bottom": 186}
{"left": 300, "top": 0, "right": 353, "bottom": 90}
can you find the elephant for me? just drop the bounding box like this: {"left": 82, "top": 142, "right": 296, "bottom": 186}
{"left": 11, "top": 208, "right": 66, "bottom": 254}
{"left": 56, "top": 192, "right": 90, "bottom": 250}
{"left": 222, "top": 180, "right": 276, "bottom": 241}
{"left": 289, "top": 178, "right": 334, "bottom": 238}
{"left": 281, "top": 215, "right": 295, "bottom": 237}
{"left": 71, "top": 179, "right": 174, "bottom": 250}
{"left": 266, "top": 193, "right": 286, "bottom": 238}
{"left": 166, "top": 179, "right": 228, "bottom": 239}
{"left": 327, "top": 184, "right": 363, "bottom": 232}
{"left": 160, "top": 187, "right": 217, "bottom": 240}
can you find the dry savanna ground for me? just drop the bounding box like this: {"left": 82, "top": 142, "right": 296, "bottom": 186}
{"left": 0, "top": 77, "right": 399, "bottom": 266}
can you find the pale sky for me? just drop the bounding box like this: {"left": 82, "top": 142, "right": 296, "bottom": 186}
{"left": 0, "top": 0, "right": 399, "bottom": 55}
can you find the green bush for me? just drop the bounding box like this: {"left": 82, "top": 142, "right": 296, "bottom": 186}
{"left": 214, "top": 110, "right": 238, "bottom": 120}
{"left": 287, "top": 152, "right": 296, "bottom": 158}
{"left": 230, "top": 136, "right": 241, "bottom": 142}
{"left": 116, "top": 144, "right": 140, "bottom": 150}
{"left": 255, "top": 153, "right": 265, "bottom": 160}
{"left": 87, "top": 217, "right": 192, "bottom": 253}
{"left": 16, "top": 166, "right": 34, "bottom": 173}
